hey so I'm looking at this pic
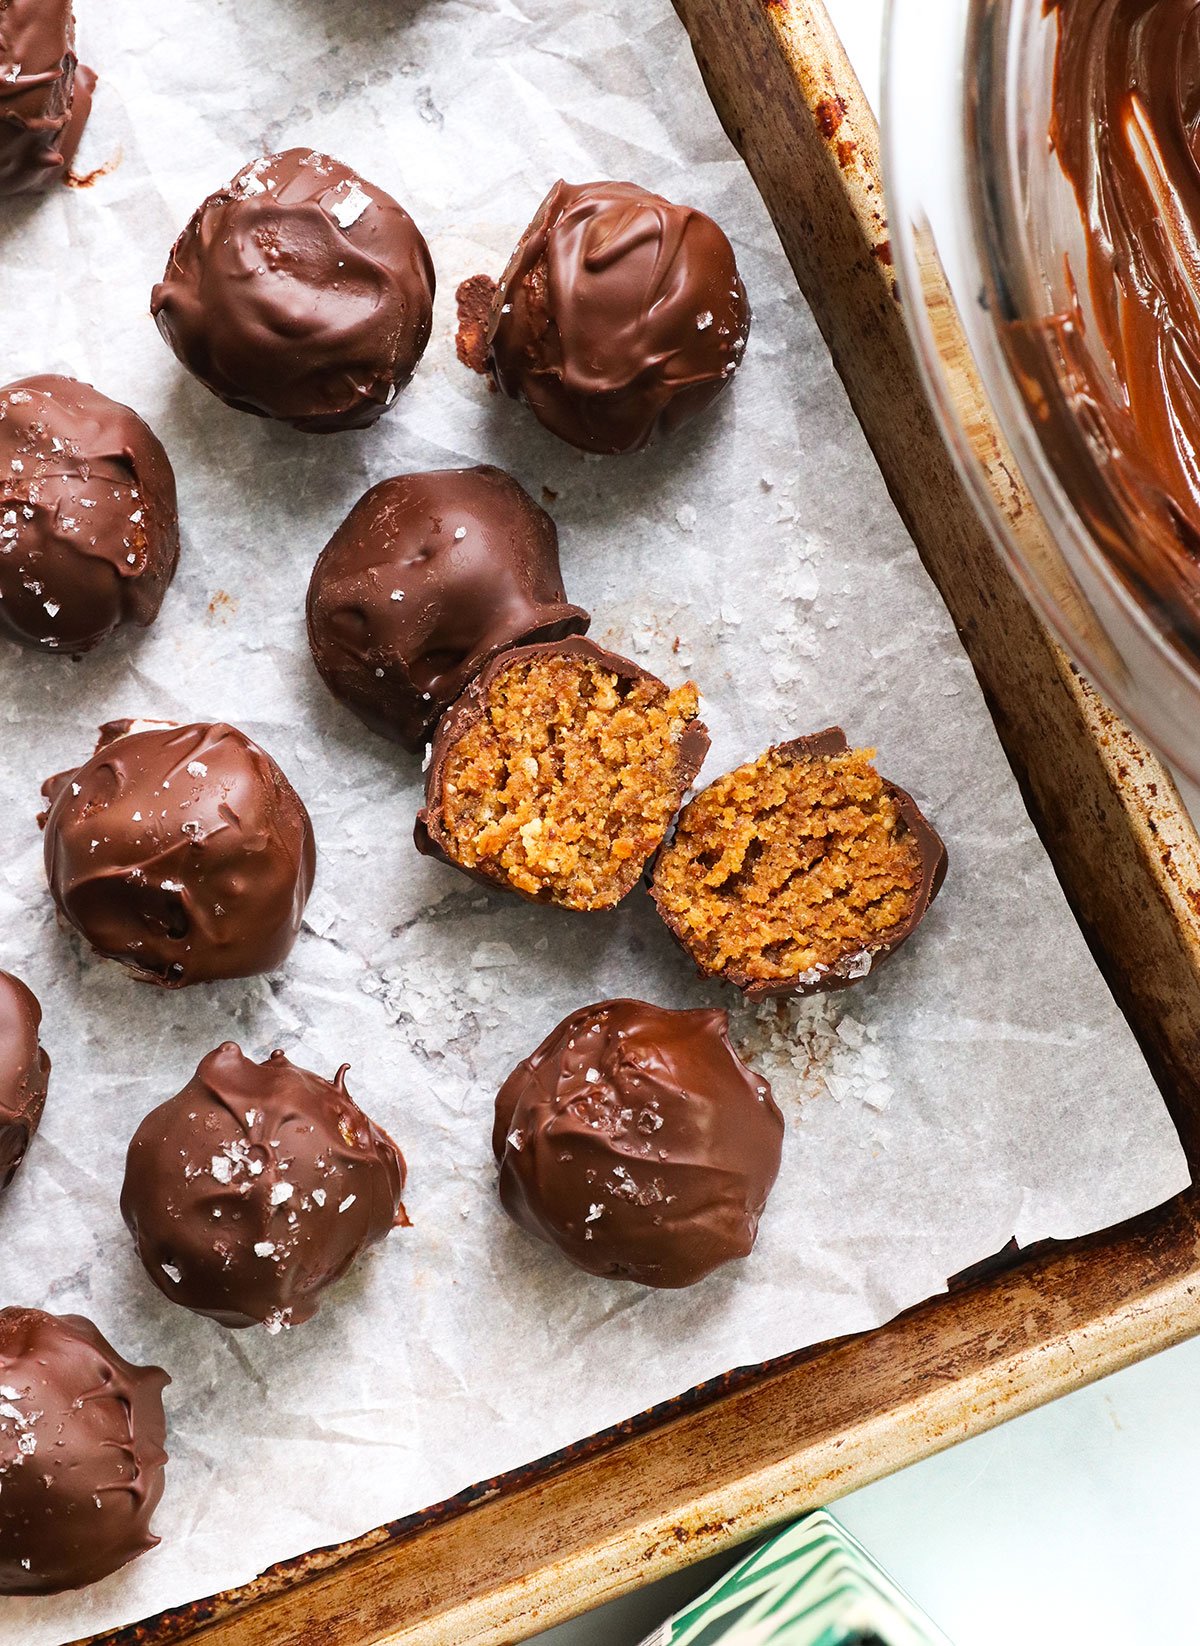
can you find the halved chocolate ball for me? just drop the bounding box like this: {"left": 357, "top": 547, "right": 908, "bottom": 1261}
{"left": 306, "top": 466, "right": 589, "bottom": 751}
{"left": 121, "top": 1043, "right": 407, "bottom": 1331}
{"left": 151, "top": 148, "right": 435, "bottom": 433}
{"left": 0, "top": 376, "right": 180, "bottom": 655}
{"left": 494, "top": 998, "right": 783, "bottom": 1288}
{"left": 651, "top": 729, "right": 947, "bottom": 1000}
{"left": 0, "top": 972, "right": 49, "bottom": 1194}
{"left": 0, "top": 1308, "right": 168, "bottom": 1595}
{"left": 0, "top": 0, "right": 94, "bottom": 196}
{"left": 483, "top": 179, "right": 751, "bottom": 454}
{"left": 416, "top": 636, "right": 709, "bottom": 910}
{"left": 40, "top": 720, "right": 316, "bottom": 987}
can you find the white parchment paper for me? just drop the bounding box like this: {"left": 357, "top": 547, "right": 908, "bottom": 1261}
{"left": 0, "top": 1, "right": 1188, "bottom": 1640}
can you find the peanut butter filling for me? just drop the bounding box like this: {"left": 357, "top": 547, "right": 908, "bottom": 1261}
{"left": 436, "top": 651, "right": 701, "bottom": 910}
{"left": 653, "top": 744, "right": 925, "bottom": 987}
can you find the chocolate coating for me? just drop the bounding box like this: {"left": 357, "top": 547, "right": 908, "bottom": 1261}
{"left": 653, "top": 728, "right": 948, "bottom": 1001}
{"left": 0, "top": 1, "right": 93, "bottom": 196}
{"left": 151, "top": 148, "right": 435, "bottom": 433}
{"left": 121, "top": 1043, "right": 407, "bottom": 1330}
{"left": 0, "top": 1308, "right": 168, "bottom": 1594}
{"left": 494, "top": 999, "right": 783, "bottom": 1288}
{"left": 0, "top": 972, "right": 49, "bottom": 1193}
{"left": 0, "top": 376, "right": 180, "bottom": 654}
{"left": 306, "top": 466, "right": 591, "bottom": 750}
{"left": 485, "top": 179, "right": 751, "bottom": 454}
{"left": 40, "top": 720, "right": 316, "bottom": 987}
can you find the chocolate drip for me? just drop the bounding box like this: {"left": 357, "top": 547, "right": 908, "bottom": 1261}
{"left": 1035, "top": 1, "right": 1200, "bottom": 632}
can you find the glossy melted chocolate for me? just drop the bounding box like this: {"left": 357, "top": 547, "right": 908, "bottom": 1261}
{"left": 1045, "top": 0, "right": 1200, "bottom": 625}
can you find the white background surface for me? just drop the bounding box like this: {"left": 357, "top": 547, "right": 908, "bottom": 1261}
{"left": 535, "top": 1, "right": 1200, "bottom": 1640}
{"left": 2, "top": 0, "right": 1184, "bottom": 1638}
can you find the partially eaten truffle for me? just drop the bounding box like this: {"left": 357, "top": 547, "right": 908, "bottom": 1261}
{"left": 651, "top": 729, "right": 946, "bottom": 999}
{"left": 416, "top": 637, "right": 708, "bottom": 910}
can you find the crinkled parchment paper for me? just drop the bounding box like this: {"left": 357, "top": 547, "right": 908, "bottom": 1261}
{"left": 0, "top": 0, "right": 1187, "bottom": 1639}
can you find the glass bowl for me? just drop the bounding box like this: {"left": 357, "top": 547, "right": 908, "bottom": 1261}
{"left": 883, "top": 0, "right": 1200, "bottom": 781}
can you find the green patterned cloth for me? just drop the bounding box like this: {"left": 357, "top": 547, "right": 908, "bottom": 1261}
{"left": 639, "top": 1510, "right": 953, "bottom": 1645}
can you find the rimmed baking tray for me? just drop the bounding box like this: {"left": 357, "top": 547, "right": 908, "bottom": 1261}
{"left": 82, "top": 2, "right": 1200, "bottom": 1641}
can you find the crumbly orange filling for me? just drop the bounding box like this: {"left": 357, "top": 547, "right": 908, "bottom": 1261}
{"left": 652, "top": 745, "right": 924, "bottom": 985}
{"left": 437, "top": 652, "right": 700, "bottom": 910}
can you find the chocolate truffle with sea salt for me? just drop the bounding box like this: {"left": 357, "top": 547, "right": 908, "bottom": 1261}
{"left": 0, "top": 972, "right": 49, "bottom": 1193}
{"left": 480, "top": 179, "right": 751, "bottom": 454}
{"left": 152, "top": 148, "right": 435, "bottom": 432}
{"left": 40, "top": 720, "right": 315, "bottom": 987}
{"left": 306, "top": 465, "right": 590, "bottom": 750}
{"left": 494, "top": 998, "right": 783, "bottom": 1288}
{"left": 0, "top": 0, "right": 94, "bottom": 196}
{"left": 121, "top": 1042, "right": 408, "bottom": 1331}
{"left": 0, "top": 1308, "right": 168, "bottom": 1594}
{"left": 0, "top": 376, "right": 179, "bottom": 654}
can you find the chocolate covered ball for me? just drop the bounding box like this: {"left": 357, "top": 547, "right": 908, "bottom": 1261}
{"left": 151, "top": 148, "right": 435, "bottom": 433}
{"left": 484, "top": 179, "right": 751, "bottom": 454}
{"left": 651, "top": 729, "right": 947, "bottom": 1000}
{"left": 121, "top": 1043, "right": 407, "bottom": 1331}
{"left": 306, "top": 465, "right": 590, "bottom": 751}
{"left": 0, "top": 1308, "right": 168, "bottom": 1594}
{"left": 0, "top": 972, "right": 49, "bottom": 1194}
{"left": 40, "top": 720, "right": 316, "bottom": 987}
{"left": 494, "top": 999, "right": 783, "bottom": 1288}
{"left": 0, "top": 376, "right": 180, "bottom": 654}
{"left": 0, "top": 0, "right": 94, "bottom": 196}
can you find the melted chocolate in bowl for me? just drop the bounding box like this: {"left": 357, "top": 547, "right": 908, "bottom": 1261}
{"left": 967, "top": 0, "right": 1200, "bottom": 669}
{"left": 1038, "top": 0, "right": 1200, "bottom": 636}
